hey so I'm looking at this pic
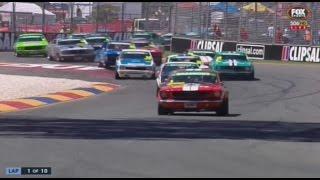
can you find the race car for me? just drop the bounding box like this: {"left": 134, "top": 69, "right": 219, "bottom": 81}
{"left": 115, "top": 49, "right": 156, "bottom": 79}
{"left": 188, "top": 50, "right": 216, "bottom": 66}
{"left": 85, "top": 36, "right": 110, "bottom": 51}
{"left": 47, "top": 38, "right": 95, "bottom": 62}
{"left": 14, "top": 35, "right": 48, "bottom": 57}
{"left": 156, "top": 62, "right": 200, "bottom": 93}
{"left": 131, "top": 39, "right": 163, "bottom": 66}
{"left": 210, "top": 51, "right": 255, "bottom": 80}
{"left": 96, "top": 42, "right": 132, "bottom": 68}
{"left": 157, "top": 69, "right": 229, "bottom": 116}
{"left": 166, "top": 54, "right": 204, "bottom": 67}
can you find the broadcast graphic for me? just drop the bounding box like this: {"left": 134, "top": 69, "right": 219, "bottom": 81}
{"left": 288, "top": 7, "right": 312, "bottom": 31}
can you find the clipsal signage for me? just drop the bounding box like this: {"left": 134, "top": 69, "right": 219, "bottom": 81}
{"left": 287, "top": 7, "right": 312, "bottom": 20}
{"left": 190, "top": 39, "right": 224, "bottom": 52}
{"left": 282, "top": 46, "right": 320, "bottom": 63}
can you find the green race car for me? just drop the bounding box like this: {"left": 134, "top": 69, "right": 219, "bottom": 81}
{"left": 14, "top": 35, "right": 48, "bottom": 57}
{"left": 210, "top": 51, "right": 255, "bottom": 80}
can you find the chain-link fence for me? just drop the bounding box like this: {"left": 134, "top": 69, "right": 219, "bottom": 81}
{"left": 0, "top": 2, "right": 173, "bottom": 38}
{"left": 1, "top": 2, "right": 319, "bottom": 45}
{"left": 173, "top": 2, "right": 320, "bottom": 46}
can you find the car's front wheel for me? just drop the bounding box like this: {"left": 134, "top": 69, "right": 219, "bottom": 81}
{"left": 216, "top": 97, "right": 229, "bottom": 116}
{"left": 98, "top": 62, "right": 104, "bottom": 68}
{"left": 48, "top": 55, "right": 54, "bottom": 61}
{"left": 115, "top": 71, "right": 121, "bottom": 79}
{"left": 158, "top": 104, "right": 171, "bottom": 115}
{"left": 14, "top": 52, "right": 21, "bottom": 57}
{"left": 249, "top": 71, "right": 255, "bottom": 80}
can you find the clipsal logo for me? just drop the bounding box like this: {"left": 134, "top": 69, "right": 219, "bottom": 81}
{"left": 287, "top": 7, "right": 311, "bottom": 19}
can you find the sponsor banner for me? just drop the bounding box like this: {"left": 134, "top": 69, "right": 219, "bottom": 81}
{"left": 190, "top": 39, "right": 224, "bottom": 52}
{"left": 281, "top": 46, "right": 320, "bottom": 62}
{"left": 236, "top": 44, "right": 265, "bottom": 60}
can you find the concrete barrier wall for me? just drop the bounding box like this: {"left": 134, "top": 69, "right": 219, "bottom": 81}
{"left": 171, "top": 37, "right": 320, "bottom": 62}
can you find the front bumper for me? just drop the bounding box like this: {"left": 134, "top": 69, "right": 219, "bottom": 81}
{"left": 118, "top": 69, "right": 155, "bottom": 78}
{"left": 16, "top": 49, "right": 47, "bottom": 55}
{"left": 159, "top": 99, "right": 223, "bottom": 111}
{"left": 60, "top": 54, "right": 95, "bottom": 61}
{"left": 216, "top": 70, "right": 253, "bottom": 78}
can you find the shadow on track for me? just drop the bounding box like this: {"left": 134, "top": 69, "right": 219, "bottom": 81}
{"left": 0, "top": 117, "right": 319, "bottom": 142}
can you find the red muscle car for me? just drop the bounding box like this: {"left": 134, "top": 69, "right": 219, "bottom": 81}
{"left": 157, "top": 69, "right": 229, "bottom": 116}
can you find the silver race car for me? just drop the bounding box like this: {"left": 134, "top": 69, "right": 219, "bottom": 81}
{"left": 47, "top": 38, "right": 95, "bottom": 62}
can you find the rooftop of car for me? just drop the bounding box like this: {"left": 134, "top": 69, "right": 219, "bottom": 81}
{"left": 164, "top": 62, "right": 198, "bottom": 66}
{"left": 122, "top": 49, "right": 151, "bottom": 53}
{"left": 19, "top": 33, "right": 43, "bottom": 36}
{"left": 58, "top": 38, "right": 82, "bottom": 42}
{"left": 133, "top": 32, "right": 151, "bottom": 35}
{"left": 168, "top": 54, "right": 199, "bottom": 58}
{"left": 85, "top": 36, "right": 106, "bottom": 39}
{"left": 18, "top": 35, "right": 44, "bottom": 39}
{"left": 173, "top": 69, "right": 215, "bottom": 76}
{"left": 108, "top": 42, "right": 131, "bottom": 45}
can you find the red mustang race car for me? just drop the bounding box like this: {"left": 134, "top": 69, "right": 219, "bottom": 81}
{"left": 157, "top": 69, "right": 229, "bottom": 116}
{"left": 131, "top": 39, "right": 163, "bottom": 66}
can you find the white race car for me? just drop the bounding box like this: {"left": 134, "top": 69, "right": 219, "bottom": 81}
{"left": 115, "top": 49, "right": 156, "bottom": 79}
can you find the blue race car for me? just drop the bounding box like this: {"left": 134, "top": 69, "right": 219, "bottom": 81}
{"left": 115, "top": 49, "right": 156, "bottom": 79}
{"left": 96, "top": 41, "right": 133, "bottom": 68}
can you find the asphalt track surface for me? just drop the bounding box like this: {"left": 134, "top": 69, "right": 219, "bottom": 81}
{"left": 1, "top": 52, "right": 320, "bottom": 177}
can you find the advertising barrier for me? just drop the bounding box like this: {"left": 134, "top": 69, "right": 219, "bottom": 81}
{"left": 236, "top": 44, "right": 265, "bottom": 60}
{"left": 171, "top": 37, "right": 287, "bottom": 61}
{"left": 282, "top": 45, "right": 320, "bottom": 62}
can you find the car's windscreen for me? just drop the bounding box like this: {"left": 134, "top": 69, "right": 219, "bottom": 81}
{"left": 85, "top": 38, "right": 105, "bottom": 44}
{"left": 193, "top": 52, "right": 215, "bottom": 58}
{"left": 161, "top": 64, "right": 199, "bottom": 82}
{"left": 171, "top": 74, "right": 217, "bottom": 84}
{"left": 58, "top": 40, "right": 82, "bottom": 45}
{"left": 17, "top": 37, "right": 43, "bottom": 42}
{"left": 169, "top": 57, "right": 200, "bottom": 63}
{"left": 71, "top": 35, "right": 85, "bottom": 39}
{"left": 108, "top": 44, "right": 130, "bottom": 50}
{"left": 162, "top": 64, "right": 199, "bottom": 76}
{"left": 134, "top": 42, "right": 150, "bottom": 48}
{"left": 218, "top": 55, "right": 247, "bottom": 61}
{"left": 121, "top": 52, "right": 150, "bottom": 59}
{"left": 132, "top": 34, "right": 151, "bottom": 40}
